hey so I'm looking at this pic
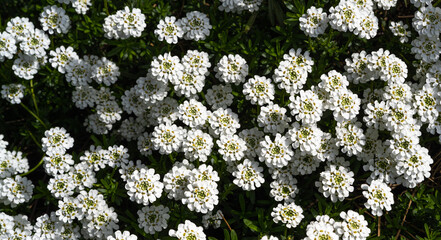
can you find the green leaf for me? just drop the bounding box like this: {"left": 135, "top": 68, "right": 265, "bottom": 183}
{"left": 239, "top": 194, "right": 245, "bottom": 213}
{"left": 230, "top": 230, "right": 238, "bottom": 240}
{"left": 243, "top": 219, "right": 261, "bottom": 232}
{"left": 223, "top": 229, "right": 230, "bottom": 240}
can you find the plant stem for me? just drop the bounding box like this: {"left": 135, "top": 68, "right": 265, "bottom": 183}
{"left": 26, "top": 130, "right": 42, "bottom": 149}
{"left": 20, "top": 103, "right": 48, "bottom": 129}
{"left": 20, "top": 157, "right": 44, "bottom": 177}
{"left": 30, "top": 79, "right": 39, "bottom": 115}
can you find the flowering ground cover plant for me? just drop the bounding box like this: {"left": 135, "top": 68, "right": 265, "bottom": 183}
{"left": 1, "top": 0, "right": 441, "bottom": 239}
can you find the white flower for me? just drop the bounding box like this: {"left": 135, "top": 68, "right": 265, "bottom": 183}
{"left": 411, "top": 35, "right": 441, "bottom": 63}
{"left": 291, "top": 151, "right": 322, "bottom": 175}
{"left": 288, "top": 122, "right": 322, "bottom": 155}
{"left": 19, "top": 28, "right": 50, "bottom": 58}
{"left": 151, "top": 97, "right": 179, "bottom": 124}
{"left": 243, "top": 75, "right": 275, "bottom": 105}
{"left": 304, "top": 215, "right": 338, "bottom": 240}
{"left": 299, "top": 6, "right": 328, "bottom": 37}
{"left": 103, "top": 7, "right": 146, "bottom": 39}
{"left": 202, "top": 210, "right": 222, "bottom": 229}
{"left": 121, "top": 87, "right": 149, "bottom": 116}
{"left": 33, "top": 213, "right": 62, "bottom": 239}
{"left": 79, "top": 145, "right": 109, "bottom": 171}
{"left": 150, "top": 52, "right": 183, "bottom": 83}
{"left": 205, "top": 84, "right": 234, "bottom": 109}
{"left": 389, "top": 21, "right": 411, "bottom": 43}
{"left": 76, "top": 189, "right": 107, "bottom": 218}
{"left": 363, "top": 100, "right": 388, "bottom": 130}
{"left": 49, "top": 46, "right": 79, "bottom": 74}
{"left": 41, "top": 127, "right": 74, "bottom": 156}
{"left": 345, "top": 50, "right": 375, "bottom": 84}
{"left": 170, "top": 71, "right": 205, "bottom": 98}
{"left": 152, "top": 123, "right": 186, "bottom": 154}
{"left": 232, "top": 159, "right": 265, "bottom": 190}
{"left": 56, "top": 197, "right": 80, "bottom": 223}
{"left": 353, "top": 11, "right": 378, "bottom": 39}
{"left": 182, "top": 50, "right": 211, "bottom": 76}
{"left": 0, "top": 32, "right": 17, "bottom": 62}
{"left": 260, "top": 235, "right": 279, "bottom": 240}
{"left": 0, "top": 175, "right": 34, "bottom": 207}
{"left": 381, "top": 55, "right": 408, "bottom": 83}
{"left": 65, "top": 58, "right": 93, "bottom": 86}
{"left": 107, "top": 230, "right": 138, "bottom": 240}
{"left": 135, "top": 74, "right": 169, "bottom": 105}
{"left": 178, "top": 99, "right": 209, "bottom": 128}
{"left": 384, "top": 101, "right": 416, "bottom": 132}
{"left": 239, "top": 127, "right": 265, "bottom": 158}
{"left": 335, "top": 122, "right": 366, "bottom": 157}
{"left": 395, "top": 145, "right": 433, "bottom": 188}
{"left": 315, "top": 133, "right": 339, "bottom": 162}
{"left": 219, "top": 0, "right": 263, "bottom": 13}
{"left": 183, "top": 129, "right": 213, "bottom": 162}
{"left": 328, "top": 89, "right": 361, "bottom": 122}
{"left": 414, "top": 83, "right": 441, "bottom": 123}
{"left": 47, "top": 174, "right": 75, "bottom": 199}
{"left": 258, "top": 134, "right": 293, "bottom": 168}
{"left": 169, "top": 220, "right": 206, "bottom": 240}
{"left": 318, "top": 70, "right": 349, "bottom": 94}
{"left": 5, "top": 17, "right": 34, "bottom": 41}
{"left": 43, "top": 153, "right": 74, "bottom": 176}
{"left": 258, "top": 103, "right": 291, "bottom": 135}
{"left": 374, "top": 0, "right": 397, "bottom": 9}
{"left": 214, "top": 54, "right": 248, "bottom": 85}
{"left": 179, "top": 11, "right": 212, "bottom": 41}
{"left": 412, "top": 4, "right": 441, "bottom": 38}
{"left": 182, "top": 181, "right": 219, "bottom": 213}
{"left": 361, "top": 179, "right": 394, "bottom": 216}
{"left": 39, "top": 5, "right": 70, "bottom": 34}
{"left": 118, "top": 116, "right": 145, "bottom": 141}
{"left": 335, "top": 210, "right": 371, "bottom": 239}
{"left": 383, "top": 82, "right": 412, "bottom": 104}
{"left": 271, "top": 202, "right": 304, "bottom": 228}
{"left": 97, "top": 100, "right": 122, "bottom": 125}
{"left": 217, "top": 134, "right": 247, "bottom": 162}
{"left": 137, "top": 132, "right": 153, "bottom": 157}
{"left": 209, "top": 108, "right": 241, "bottom": 136}
{"left": 328, "top": 1, "right": 360, "bottom": 32}
{"left": 91, "top": 57, "right": 120, "bottom": 86}
{"left": 12, "top": 53, "right": 39, "bottom": 80}
{"left": 1, "top": 84, "right": 25, "bottom": 104}
{"left": 163, "top": 164, "right": 191, "bottom": 200}
{"left": 289, "top": 89, "right": 323, "bottom": 124}
{"left": 82, "top": 205, "right": 119, "bottom": 239}
{"left": 315, "top": 165, "right": 355, "bottom": 202}
{"left": 72, "top": 0, "right": 92, "bottom": 14}
{"left": 84, "top": 113, "right": 113, "bottom": 135}
{"left": 68, "top": 162, "right": 96, "bottom": 190}
{"left": 137, "top": 205, "right": 169, "bottom": 234}
{"left": 154, "top": 16, "right": 184, "bottom": 44}
{"left": 125, "top": 168, "right": 164, "bottom": 205}
{"left": 269, "top": 176, "right": 298, "bottom": 202}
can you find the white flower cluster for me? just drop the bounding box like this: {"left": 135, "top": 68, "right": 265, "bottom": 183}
{"left": 302, "top": 212, "right": 371, "bottom": 240}
{"left": 164, "top": 161, "right": 220, "bottom": 214}
{"left": 218, "top": 0, "right": 264, "bottom": 13}
{"left": 169, "top": 220, "right": 206, "bottom": 240}
{"left": 300, "top": 0, "right": 387, "bottom": 39}
{"left": 39, "top": 5, "right": 71, "bottom": 35}
{"left": 2, "top": 16, "right": 51, "bottom": 79}
{"left": 411, "top": 4, "right": 441, "bottom": 63}
{"left": 155, "top": 11, "right": 212, "bottom": 44}
{"left": 103, "top": 7, "right": 146, "bottom": 39}
{"left": 1, "top": 83, "right": 25, "bottom": 104}
{"left": 58, "top": 0, "right": 92, "bottom": 14}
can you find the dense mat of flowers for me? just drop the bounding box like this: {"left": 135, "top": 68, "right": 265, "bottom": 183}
{"left": 0, "top": 0, "right": 440, "bottom": 239}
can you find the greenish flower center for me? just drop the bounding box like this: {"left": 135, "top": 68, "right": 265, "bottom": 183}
{"left": 48, "top": 15, "right": 59, "bottom": 24}
{"left": 186, "top": 234, "right": 197, "bottom": 240}
{"left": 271, "top": 146, "right": 281, "bottom": 155}
{"left": 165, "top": 25, "right": 175, "bottom": 34}
{"left": 56, "top": 181, "right": 65, "bottom": 190}
{"left": 148, "top": 214, "right": 157, "bottom": 223}
{"left": 283, "top": 209, "right": 297, "bottom": 217}
{"left": 341, "top": 97, "right": 352, "bottom": 106}
{"left": 424, "top": 95, "right": 435, "bottom": 106}
{"left": 281, "top": 186, "right": 290, "bottom": 195}
{"left": 30, "top": 38, "right": 39, "bottom": 46}
{"left": 409, "top": 155, "right": 419, "bottom": 164}
{"left": 255, "top": 83, "right": 266, "bottom": 93}
{"left": 139, "top": 181, "right": 151, "bottom": 191}
{"left": 374, "top": 190, "right": 384, "bottom": 200}
{"left": 303, "top": 101, "right": 314, "bottom": 111}
{"left": 244, "top": 170, "right": 254, "bottom": 180}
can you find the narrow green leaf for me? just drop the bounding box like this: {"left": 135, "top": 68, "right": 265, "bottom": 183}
{"left": 243, "top": 219, "right": 261, "bottom": 232}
